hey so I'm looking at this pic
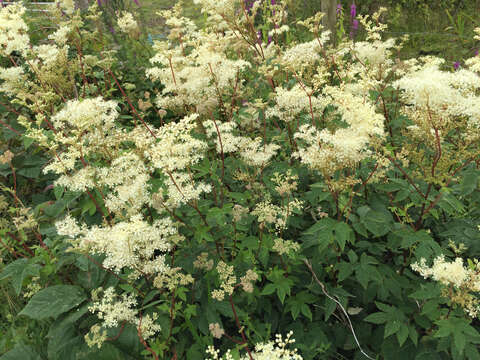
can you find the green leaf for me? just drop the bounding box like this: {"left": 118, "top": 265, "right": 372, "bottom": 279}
{"left": 364, "top": 312, "right": 388, "bottom": 324}
{"left": 19, "top": 285, "right": 86, "bottom": 320}
{"left": 336, "top": 262, "right": 353, "bottom": 282}
{"left": 334, "top": 222, "right": 353, "bottom": 251}
{"left": 409, "top": 325, "right": 418, "bottom": 346}
{"left": 396, "top": 324, "right": 409, "bottom": 346}
{"left": 460, "top": 169, "right": 479, "bottom": 196}
{"left": 0, "top": 344, "right": 42, "bottom": 360}
{"left": 384, "top": 320, "right": 401, "bottom": 339}
{"left": 300, "top": 304, "right": 312, "bottom": 321}
{"left": 454, "top": 330, "right": 466, "bottom": 355}
{"left": 360, "top": 208, "right": 393, "bottom": 237}
{"left": 23, "top": 136, "right": 35, "bottom": 150}
{"left": 260, "top": 283, "right": 276, "bottom": 296}
{"left": 17, "top": 167, "right": 41, "bottom": 179}
{"left": 0, "top": 258, "right": 41, "bottom": 296}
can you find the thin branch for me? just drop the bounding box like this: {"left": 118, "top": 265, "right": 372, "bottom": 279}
{"left": 304, "top": 259, "right": 376, "bottom": 360}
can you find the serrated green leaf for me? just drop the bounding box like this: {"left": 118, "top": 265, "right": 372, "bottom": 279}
{"left": 0, "top": 258, "right": 40, "bottom": 296}
{"left": 364, "top": 312, "right": 388, "bottom": 324}
{"left": 261, "top": 283, "right": 276, "bottom": 296}
{"left": 0, "top": 344, "right": 41, "bottom": 360}
{"left": 19, "top": 285, "right": 86, "bottom": 320}
{"left": 454, "top": 330, "right": 466, "bottom": 355}
{"left": 396, "top": 324, "right": 409, "bottom": 346}
{"left": 385, "top": 320, "right": 401, "bottom": 338}
{"left": 336, "top": 262, "right": 353, "bottom": 282}
{"left": 300, "top": 304, "right": 312, "bottom": 321}
{"left": 334, "top": 222, "right": 353, "bottom": 251}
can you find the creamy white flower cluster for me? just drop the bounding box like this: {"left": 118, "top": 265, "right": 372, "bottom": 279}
{"left": 412, "top": 255, "right": 480, "bottom": 318}
{"left": 56, "top": 215, "right": 178, "bottom": 278}
{"left": 0, "top": 3, "right": 30, "bottom": 57}
{"left": 394, "top": 60, "right": 480, "bottom": 127}
{"left": 43, "top": 97, "right": 120, "bottom": 175}
{"left": 204, "top": 120, "right": 280, "bottom": 168}
{"left": 0, "top": 67, "right": 26, "bottom": 97}
{"left": 293, "top": 87, "right": 384, "bottom": 173}
{"left": 252, "top": 197, "right": 303, "bottom": 233}
{"left": 56, "top": 0, "right": 75, "bottom": 15}
{"left": 265, "top": 84, "right": 329, "bottom": 124}
{"left": 145, "top": 113, "right": 212, "bottom": 208}
{"left": 146, "top": 22, "right": 250, "bottom": 114}
{"left": 86, "top": 287, "right": 161, "bottom": 348}
{"left": 211, "top": 262, "right": 258, "bottom": 301}
{"left": 117, "top": 11, "right": 139, "bottom": 36}
{"left": 205, "top": 331, "right": 302, "bottom": 360}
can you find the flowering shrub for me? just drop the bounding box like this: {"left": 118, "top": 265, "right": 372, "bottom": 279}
{"left": 1, "top": 1, "right": 480, "bottom": 359}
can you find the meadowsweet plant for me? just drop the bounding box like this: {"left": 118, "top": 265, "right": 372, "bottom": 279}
{"left": 1, "top": 1, "right": 480, "bottom": 360}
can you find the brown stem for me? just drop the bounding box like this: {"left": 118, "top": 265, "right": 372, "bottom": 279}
{"left": 0, "top": 119, "right": 21, "bottom": 136}
{"left": 386, "top": 155, "right": 425, "bottom": 199}
{"left": 137, "top": 312, "right": 159, "bottom": 360}
{"left": 8, "top": 232, "right": 34, "bottom": 257}
{"left": 107, "top": 69, "right": 157, "bottom": 139}
{"left": 229, "top": 288, "right": 253, "bottom": 360}
{"left": 212, "top": 118, "right": 225, "bottom": 206}
{"left": 106, "top": 321, "right": 126, "bottom": 341}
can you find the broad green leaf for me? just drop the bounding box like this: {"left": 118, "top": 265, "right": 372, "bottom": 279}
{"left": 300, "top": 304, "right": 312, "bottom": 321}
{"left": 0, "top": 258, "right": 40, "bottom": 296}
{"left": 19, "top": 285, "right": 86, "bottom": 320}
{"left": 409, "top": 325, "right": 418, "bottom": 346}
{"left": 360, "top": 208, "right": 393, "bottom": 237}
{"left": 364, "top": 312, "right": 388, "bottom": 324}
{"left": 396, "top": 324, "right": 409, "bottom": 346}
{"left": 334, "top": 222, "right": 354, "bottom": 251}
{"left": 336, "top": 262, "right": 353, "bottom": 282}
{"left": 454, "top": 330, "right": 466, "bottom": 355}
{"left": 260, "top": 283, "right": 276, "bottom": 296}
{"left": 384, "top": 320, "right": 401, "bottom": 338}
{"left": 0, "top": 344, "right": 41, "bottom": 360}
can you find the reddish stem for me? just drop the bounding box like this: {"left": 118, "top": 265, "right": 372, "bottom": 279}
{"left": 137, "top": 312, "right": 159, "bottom": 360}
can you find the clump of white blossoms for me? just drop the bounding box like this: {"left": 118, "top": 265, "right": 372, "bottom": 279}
{"left": 56, "top": 214, "right": 180, "bottom": 279}
{"left": 43, "top": 97, "right": 120, "bottom": 175}
{"left": 293, "top": 87, "right": 385, "bottom": 174}
{"left": 117, "top": 11, "right": 140, "bottom": 37}
{"left": 211, "top": 262, "right": 258, "bottom": 301}
{"left": 205, "top": 331, "right": 302, "bottom": 360}
{"left": 203, "top": 120, "right": 281, "bottom": 168}
{"left": 394, "top": 59, "right": 480, "bottom": 127}
{"left": 145, "top": 113, "right": 212, "bottom": 209}
{"left": 55, "top": 0, "right": 75, "bottom": 15}
{"left": 0, "top": 3, "right": 30, "bottom": 57}
{"left": 252, "top": 196, "right": 303, "bottom": 234}
{"left": 411, "top": 255, "right": 480, "bottom": 318}
{"left": 146, "top": 5, "right": 250, "bottom": 115}
{"left": 86, "top": 287, "right": 161, "bottom": 348}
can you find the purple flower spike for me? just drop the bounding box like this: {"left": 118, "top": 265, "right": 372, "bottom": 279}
{"left": 268, "top": 35, "right": 272, "bottom": 44}
{"left": 245, "top": 0, "right": 254, "bottom": 11}
{"left": 133, "top": 0, "right": 140, "bottom": 5}
{"left": 337, "top": 4, "right": 342, "bottom": 15}
{"left": 475, "top": 50, "right": 479, "bottom": 57}
{"left": 350, "top": 3, "right": 356, "bottom": 18}
{"left": 257, "top": 30, "right": 262, "bottom": 45}
{"left": 454, "top": 61, "right": 460, "bottom": 70}
{"left": 352, "top": 19, "right": 359, "bottom": 31}
{"left": 97, "top": 0, "right": 102, "bottom": 5}
{"left": 271, "top": 0, "right": 276, "bottom": 4}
